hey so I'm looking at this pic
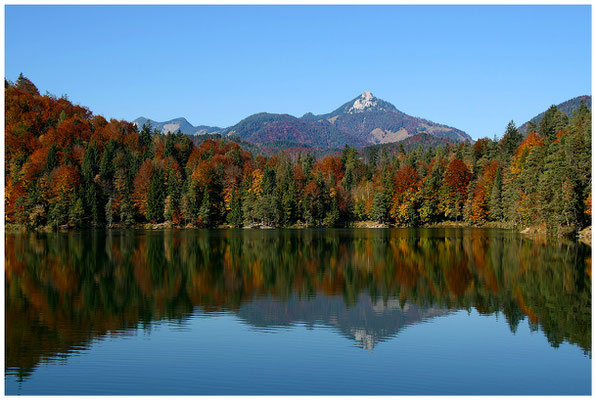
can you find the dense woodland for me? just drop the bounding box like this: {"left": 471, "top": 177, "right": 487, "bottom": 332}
{"left": 5, "top": 75, "right": 592, "bottom": 235}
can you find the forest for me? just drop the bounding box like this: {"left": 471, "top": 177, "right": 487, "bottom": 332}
{"left": 5, "top": 75, "right": 592, "bottom": 236}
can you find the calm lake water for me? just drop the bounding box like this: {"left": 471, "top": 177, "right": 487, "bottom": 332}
{"left": 5, "top": 228, "right": 591, "bottom": 395}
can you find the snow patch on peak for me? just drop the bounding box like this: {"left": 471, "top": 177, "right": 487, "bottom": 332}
{"left": 349, "top": 90, "right": 379, "bottom": 113}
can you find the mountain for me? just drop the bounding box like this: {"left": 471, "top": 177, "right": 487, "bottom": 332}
{"left": 222, "top": 112, "right": 369, "bottom": 149}
{"left": 305, "top": 90, "right": 471, "bottom": 145}
{"left": 222, "top": 91, "right": 471, "bottom": 150}
{"left": 518, "top": 95, "right": 591, "bottom": 136}
{"left": 132, "top": 117, "right": 222, "bottom": 136}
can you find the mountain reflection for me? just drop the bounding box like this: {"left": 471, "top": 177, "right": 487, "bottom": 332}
{"left": 237, "top": 294, "right": 451, "bottom": 350}
{"left": 5, "top": 228, "right": 591, "bottom": 379}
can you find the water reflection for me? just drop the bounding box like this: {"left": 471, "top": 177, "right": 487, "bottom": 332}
{"left": 237, "top": 294, "right": 451, "bottom": 350}
{"left": 5, "top": 228, "right": 591, "bottom": 380}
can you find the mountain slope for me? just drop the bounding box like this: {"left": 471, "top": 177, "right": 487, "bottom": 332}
{"left": 133, "top": 117, "right": 222, "bottom": 135}
{"left": 223, "top": 91, "right": 470, "bottom": 149}
{"left": 363, "top": 132, "right": 458, "bottom": 159}
{"left": 222, "top": 112, "right": 369, "bottom": 149}
{"left": 307, "top": 91, "right": 471, "bottom": 145}
{"left": 518, "top": 95, "right": 591, "bottom": 135}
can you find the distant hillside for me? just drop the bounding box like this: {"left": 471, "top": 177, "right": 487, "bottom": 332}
{"left": 362, "top": 132, "right": 458, "bottom": 158}
{"left": 133, "top": 116, "right": 222, "bottom": 135}
{"left": 518, "top": 95, "right": 591, "bottom": 135}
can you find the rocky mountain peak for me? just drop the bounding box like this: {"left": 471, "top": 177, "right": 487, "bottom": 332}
{"left": 348, "top": 90, "right": 379, "bottom": 113}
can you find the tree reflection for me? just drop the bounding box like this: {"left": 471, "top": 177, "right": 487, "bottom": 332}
{"left": 5, "top": 228, "right": 591, "bottom": 379}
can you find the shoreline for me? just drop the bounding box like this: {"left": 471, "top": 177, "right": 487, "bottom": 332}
{"left": 5, "top": 222, "right": 590, "bottom": 244}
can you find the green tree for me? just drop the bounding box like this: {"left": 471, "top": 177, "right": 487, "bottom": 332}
{"left": 199, "top": 187, "right": 211, "bottom": 226}
{"left": 69, "top": 197, "right": 85, "bottom": 228}
{"left": 488, "top": 168, "right": 503, "bottom": 221}
{"left": 146, "top": 170, "right": 165, "bottom": 222}
{"left": 227, "top": 188, "right": 244, "bottom": 227}
{"left": 105, "top": 197, "right": 114, "bottom": 227}
{"left": 501, "top": 120, "right": 522, "bottom": 157}
{"left": 371, "top": 191, "right": 388, "bottom": 223}
{"left": 45, "top": 144, "right": 59, "bottom": 172}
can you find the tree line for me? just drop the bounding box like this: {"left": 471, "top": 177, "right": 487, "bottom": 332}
{"left": 5, "top": 75, "right": 592, "bottom": 235}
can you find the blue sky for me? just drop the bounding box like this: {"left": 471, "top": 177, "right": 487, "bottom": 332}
{"left": 5, "top": 5, "right": 591, "bottom": 139}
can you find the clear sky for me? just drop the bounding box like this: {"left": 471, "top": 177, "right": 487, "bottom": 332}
{"left": 5, "top": 5, "right": 591, "bottom": 139}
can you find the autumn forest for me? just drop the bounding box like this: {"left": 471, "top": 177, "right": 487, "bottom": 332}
{"left": 5, "top": 75, "right": 592, "bottom": 235}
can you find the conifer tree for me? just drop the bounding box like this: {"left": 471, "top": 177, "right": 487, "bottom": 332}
{"left": 146, "top": 170, "right": 165, "bottom": 222}
{"left": 199, "top": 187, "right": 211, "bottom": 226}
{"left": 488, "top": 168, "right": 503, "bottom": 221}
{"left": 227, "top": 188, "right": 243, "bottom": 227}
{"left": 105, "top": 197, "right": 114, "bottom": 227}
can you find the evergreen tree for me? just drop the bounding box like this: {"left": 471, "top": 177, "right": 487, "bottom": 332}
{"left": 488, "top": 168, "right": 503, "bottom": 221}
{"left": 354, "top": 198, "right": 367, "bottom": 221}
{"left": 538, "top": 105, "right": 569, "bottom": 141}
{"left": 501, "top": 121, "right": 522, "bottom": 157}
{"left": 281, "top": 188, "right": 297, "bottom": 226}
{"left": 45, "top": 144, "right": 59, "bottom": 172}
{"left": 227, "top": 188, "right": 244, "bottom": 227}
{"left": 105, "top": 197, "right": 114, "bottom": 227}
{"left": 199, "top": 187, "right": 211, "bottom": 226}
{"left": 140, "top": 122, "right": 153, "bottom": 150}
{"left": 119, "top": 197, "right": 135, "bottom": 226}
{"left": 371, "top": 191, "right": 388, "bottom": 223}
{"left": 15, "top": 73, "right": 39, "bottom": 95}
{"left": 323, "top": 194, "right": 340, "bottom": 227}
{"left": 146, "top": 170, "right": 165, "bottom": 222}
{"left": 69, "top": 197, "right": 85, "bottom": 228}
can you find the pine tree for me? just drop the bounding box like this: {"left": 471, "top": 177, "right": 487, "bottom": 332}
{"left": 371, "top": 191, "right": 388, "bottom": 223}
{"left": 354, "top": 198, "right": 367, "bottom": 221}
{"left": 46, "top": 144, "right": 59, "bottom": 172}
{"left": 164, "top": 134, "right": 175, "bottom": 158}
{"left": 105, "top": 197, "right": 114, "bottom": 227}
{"left": 501, "top": 121, "right": 522, "bottom": 157}
{"left": 488, "top": 168, "right": 503, "bottom": 221}
{"left": 69, "top": 197, "right": 85, "bottom": 228}
{"left": 140, "top": 122, "right": 153, "bottom": 150}
{"left": 146, "top": 170, "right": 165, "bottom": 222}
{"left": 199, "top": 187, "right": 211, "bottom": 226}
{"left": 227, "top": 188, "right": 243, "bottom": 227}
{"left": 119, "top": 197, "right": 135, "bottom": 226}
{"left": 99, "top": 147, "right": 111, "bottom": 180}
{"left": 15, "top": 73, "right": 39, "bottom": 95}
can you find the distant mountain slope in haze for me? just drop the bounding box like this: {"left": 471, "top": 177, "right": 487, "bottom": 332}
{"left": 518, "top": 95, "right": 591, "bottom": 135}
{"left": 133, "top": 116, "right": 222, "bottom": 135}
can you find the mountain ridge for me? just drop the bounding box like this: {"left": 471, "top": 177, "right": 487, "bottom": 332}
{"left": 135, "top": 91, "right": 472, "bottom": 150}
{"left": 518, "top": 95, "right": 591, "bottom": 135}
{"left": 132, "top": 116, "right": 222, "bottom": 136}
{"left": 220, "top": 91, "right": 472, "bottom": 149}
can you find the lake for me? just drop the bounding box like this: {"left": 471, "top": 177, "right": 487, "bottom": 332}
{"left": 5, "top": 228, "right": 591, "bottom": 395}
